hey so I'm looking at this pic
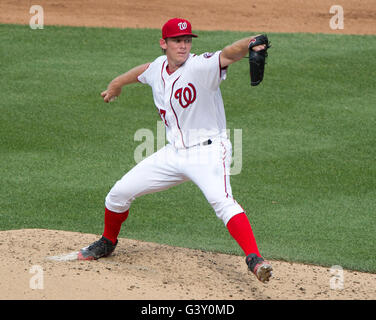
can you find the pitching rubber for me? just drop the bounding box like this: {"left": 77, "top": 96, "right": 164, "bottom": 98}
{"left": 45, "top": 251, "right": 79, "bottom": 261}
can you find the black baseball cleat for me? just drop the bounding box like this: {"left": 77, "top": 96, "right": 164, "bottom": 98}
{"left": 78, "top": 236, "right": 118, "bottom": 260}
{"left": 246, "top": 253, "right": 273, "bottom": 283}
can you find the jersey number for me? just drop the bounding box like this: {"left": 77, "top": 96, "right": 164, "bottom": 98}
{"left": 159, "top": 108, "right": 168, "bottom": 126}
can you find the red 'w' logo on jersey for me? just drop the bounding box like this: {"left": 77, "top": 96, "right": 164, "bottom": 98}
{"left": 174, "top": 83, "right": 196, "bottom": 109}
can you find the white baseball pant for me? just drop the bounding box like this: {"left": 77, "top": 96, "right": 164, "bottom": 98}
{"left": 105, "top": 137, "right": 244, "bottom": 226}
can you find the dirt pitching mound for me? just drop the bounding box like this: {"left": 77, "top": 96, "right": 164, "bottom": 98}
{"left": 0, "top": 229, "right": 375, "bottom": 300}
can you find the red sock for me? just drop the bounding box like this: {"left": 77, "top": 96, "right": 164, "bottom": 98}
{"left": 227, "top": 212, "right": 261, "bottom": 257}
{"left": 102, "top": 207, "right": 129, "bottom": 245}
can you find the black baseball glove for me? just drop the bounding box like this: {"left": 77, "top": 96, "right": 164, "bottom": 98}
{"left": 248, "top": 34, "right": 271, "bottom": 86}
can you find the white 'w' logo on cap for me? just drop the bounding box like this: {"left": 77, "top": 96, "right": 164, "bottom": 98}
{"left": 178, "top": 22, "right": 187, "bottom": 30}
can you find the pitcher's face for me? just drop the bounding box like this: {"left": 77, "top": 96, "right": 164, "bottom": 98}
{"left": 160, "top": 36, "right": 192, "bottom": 67}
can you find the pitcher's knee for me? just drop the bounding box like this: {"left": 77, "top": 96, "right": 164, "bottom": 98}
{"left": 105, "top": 183, "right": 134, "bottom": 213}
{"left": 210, "top": 197, "right": 244, "bottom": 226}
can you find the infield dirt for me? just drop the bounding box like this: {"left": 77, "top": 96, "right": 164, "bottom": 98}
{"left": 1, "top": 0, "right": 375, "bottom": 300}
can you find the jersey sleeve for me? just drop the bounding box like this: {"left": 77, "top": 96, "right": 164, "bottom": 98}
{"left": 137, "top": 56, "right": 166, "bottom": 85}
{"left": 190, "top": 51, "right": 227, "bottom": 90}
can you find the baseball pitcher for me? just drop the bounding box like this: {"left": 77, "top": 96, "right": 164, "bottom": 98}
{"left": 78, "top": 18, "right": 272, "bottom": 283}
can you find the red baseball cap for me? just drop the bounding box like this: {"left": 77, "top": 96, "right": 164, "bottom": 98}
{"left": 162, "top": 18, "right": 198, "bottom": 39}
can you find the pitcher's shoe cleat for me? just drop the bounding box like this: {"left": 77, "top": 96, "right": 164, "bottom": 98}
{"left": 246, "top": 253, "right": 273, "bottom": 283}
{"left": 78, "top": 236, "right": 117, "bottom": 260}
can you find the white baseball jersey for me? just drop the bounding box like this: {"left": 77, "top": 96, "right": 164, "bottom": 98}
{"left": 105, "top": 50, "right": 244, "bottom": 226}
{"left": 138, "top": 51, "right": 228, "bottom": 149}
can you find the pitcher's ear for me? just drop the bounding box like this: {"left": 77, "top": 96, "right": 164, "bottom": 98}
{"left": 160, "top": 38, "right": 168, "bottom": 50}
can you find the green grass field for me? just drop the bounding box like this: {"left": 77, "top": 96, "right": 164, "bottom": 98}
{"left": 1, "top": 24, "right": 375, "bottom": 272}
